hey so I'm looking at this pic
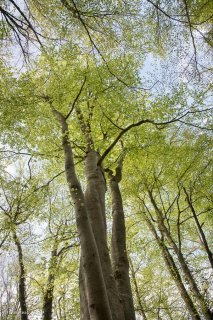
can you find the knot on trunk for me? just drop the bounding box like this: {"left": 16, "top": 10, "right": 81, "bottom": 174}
{"left": 114, "top": 269, "right": 122, "bottom": 280}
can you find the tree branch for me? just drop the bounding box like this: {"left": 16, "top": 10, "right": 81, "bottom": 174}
{"left": 8, "top": 0, "right": 42, "bottom": 45}
{"left": 98, "top": 108, "right": 208, "bottom": 165}
{"left": 65, "top": 77, "right": 87, "bottom": 120}
{"left": 182, "top": 0, "right": 200, "bottom": 78}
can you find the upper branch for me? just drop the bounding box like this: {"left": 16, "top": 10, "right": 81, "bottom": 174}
{"left": 182, "top": 0, "right": 200, "bottom": 77}
{"left": 1, "top": 0, "right": 42, "bottom": 46}
{"left": 65, "top": 77, "right": 87, "bottom": 120}
{"left": 61, "top": 0, "right": 133, "bottom": 88}
{"left": 98, "top": 108, "right": 207, "bottom": 165}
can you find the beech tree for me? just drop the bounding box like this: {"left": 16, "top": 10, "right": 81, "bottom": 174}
{"left": 0, "top": 1, "right": 212, "bottom": 320}
{"left": 126, "top": 127, "right": 213, "bottom": 319}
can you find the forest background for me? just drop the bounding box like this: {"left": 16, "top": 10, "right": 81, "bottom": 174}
{"left": 0, "top": 1, "right": 212, "bottom": 319}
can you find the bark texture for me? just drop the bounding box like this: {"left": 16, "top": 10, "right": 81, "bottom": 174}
{"left": 52, "top": 98, "right": 136, "bottom": 319}
{"left": 76, "top": 104, "right": 125, "bottom": 319}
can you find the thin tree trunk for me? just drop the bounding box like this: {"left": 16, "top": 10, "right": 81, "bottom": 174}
{"left": 147, "top": 190, "right": 213, "bottom": 320}
{"left": 42, "top": 248, "right": 58, "bottom": 320}
{"left": 183, "top": 187, "right": 213, "bottom": 270}
{"left": 144, "top": 215, "right": 201, "bottom": 320}
{"left": 109, "top": 163, "right": 136, "bottom": 320}
{"left": 12, "top": 229, "right": 28, "bottom": 320}
{"left": 129, "top": 257, "right": 147, "bottom": 320}
{"left": 52, "top": 109, "right": 112, "bottom": 320}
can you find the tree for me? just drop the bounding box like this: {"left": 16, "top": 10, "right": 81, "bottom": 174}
{"left": 125, "top": 127, "right": 213, "bottom": 319}
{"left": 0, "top": 1, "right": 212, "bottom": 319}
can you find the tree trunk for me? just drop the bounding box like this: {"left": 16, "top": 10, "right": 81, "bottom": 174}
{"left": 84, "top": 150, "right": 124, "bottom": 320}
{"left": 75, "top": 102, "right": 124, "bottom": 318}
{"left": 79, "top": 258, "right": 90, "bottom": 320}
{"left": 42, "top": 248, "right": 57, "bottom": 320}
{"left": 144, "top": 215, "right": 201, "bottom": 320}
{"left": 148, "top": 190, "right": 213, "bottom": 320}
{"left": 183, "top": 187, "right": 213, "bottom": 270}
{"left": 109, "top": 164, "right": 136, "bottom": 320}
{"left": 12, "top": 229, "right": 28, "bottom": 320}
{"left": 53, "top": 109, "right": 113, "bottom": 320}
{"left": 129, "top": 257, "right": 147, "bottom": 320}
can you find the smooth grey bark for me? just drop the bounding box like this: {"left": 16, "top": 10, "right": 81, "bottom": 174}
{"left": 42, "top": 248, "right": 58, "bottom": 320}
{"left": 52, "top": 108, "right": 113, "bottom": 320}
{"left": 79, "top": 259, "right": 90, "bottom": 320}
{"left": 144, "top": 215, "right": 201, "bottom": 320}
{"left": 53, "top": 101, "right": 133, "bottom": 319}
{"left": 147, "top": 190, "right": 213, "bottom": 320}
{"left": 75, "top": 105, "right": 107, "bottom": 230}
{"left": 109, "top": 164, "right": 136, "bottom": 320}
{"left": 75, "top": 104, "right": 124, "bottom": 319}
{"left": 12, "top": 229, "right": 28, "bottom": 320}
{"left": 183, "top": 187, "right": 213, "bottom": 270}
{"left": 84, "top": 150, "right": 124, "bottom": 320}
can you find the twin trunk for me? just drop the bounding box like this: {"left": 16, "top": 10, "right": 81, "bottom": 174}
{"left": 55, "top": 111, "right": 135, "bottom": 320}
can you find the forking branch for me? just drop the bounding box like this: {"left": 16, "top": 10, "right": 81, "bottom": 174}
{"left": 98, "top": 107, "right": 213, "bottom": 165}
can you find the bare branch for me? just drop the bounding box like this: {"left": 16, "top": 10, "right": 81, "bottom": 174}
{"left": 146, "top": 0, "right": 187, "bottom": 23}
{"left": 56, "top": 243, "right": 79, "bottom": 257}
{"left": 36, "top": 171, "right": 65, "bottom": 190}
{"left": 146, "top": 0, "right": 213, "bottom": 26}
{"left": 65, "top": 77, "right": 87, "bottom": 120}
{"left": 178, "top": 120, "right": 213, "bottom": 131}
{"left": 182, "top": 0, "right": 200, "bottom": 78}
{"left": 8, "top": 0, "right": 42, "bottom": 45}
{"left": 62, "top": 0, "right": 134, "bottom": 88}
{"left": 103, "top": 112, "right": 124, "bottom": 130}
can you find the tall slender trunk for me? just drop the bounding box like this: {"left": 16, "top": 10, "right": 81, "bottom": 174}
{"left": 183, "top": 187, "right": 213, "bottom": 270}
{"left": 148, "top": 190, "right": 213, "bottom": 320}
{"left": 144, "top": 215, "right": 201, "bottom": 320}
{"left": 109, "top": 164, "right": 136, "bottom": 320}
{"left": 42, "top": 247, "right": 58, "bottom": 320}
{"left": 52, "top": 109, "right": 113, "bottom": 320}
{"left": 12, "top": 229, "right": 28, "bottom": 320}
{"left": 129, "top": 257, "right": 147, "bottom": 320}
